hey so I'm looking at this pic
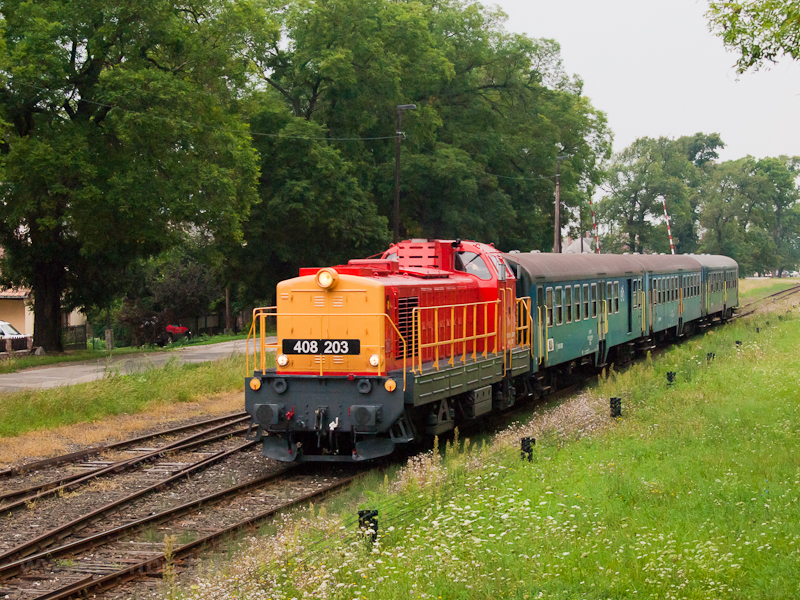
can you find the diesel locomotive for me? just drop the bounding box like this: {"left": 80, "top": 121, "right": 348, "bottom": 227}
{"left": 245, "top": 239, "right": 738, "bottom": 462}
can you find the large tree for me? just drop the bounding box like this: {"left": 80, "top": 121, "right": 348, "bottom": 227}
{"left": 708, "top": 0, "right": 800, "bottom": 71}
{"left": 598, "top": 133, "right": 723, "bottom": 254}
{"left": 230, "top": 0, "right": 610, "bottom": 307}
{"left": 699, "top": 155, "right": 800, "bottom": 275}
{"left": 0, "top": 0, "right": 259, "bottom": 350}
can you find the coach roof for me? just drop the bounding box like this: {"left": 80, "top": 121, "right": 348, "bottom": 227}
{"left": 505, "top": 252, "right": 708, "bottom": 284}
{"left": 505, "top": 253, "right": 645, "bottom": 284}
{"left": 688, "top": 254, "right": 739, "bottom": 269}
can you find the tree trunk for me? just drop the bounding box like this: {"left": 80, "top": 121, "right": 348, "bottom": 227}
{"left": 32, "top": 262, "right": 66, "bottom": 352}
{"left": 225, "top": 286, "right": 232, "bottom": 334}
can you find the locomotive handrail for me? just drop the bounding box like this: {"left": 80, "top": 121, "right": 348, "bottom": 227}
{"left": 246, "top": 307, "right": 408, "bottom": 391}
{"left": 411, "top": 299, "right": 501, "bottom": 373}
{"left": 516, "top": 296, "right": 533, "bottom": 359}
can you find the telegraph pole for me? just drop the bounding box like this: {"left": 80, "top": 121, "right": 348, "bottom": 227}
{"left": 393, "top": 104, "right": 417, "bottom": 244}
{"left": 554, "top": 155, "right": 568, "bottom": 253}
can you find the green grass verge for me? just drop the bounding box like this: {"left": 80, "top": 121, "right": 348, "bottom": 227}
{"left": 0, "top": 346, "right": 156, "bottom": 375}
{"left": 0, "top": 332, "right": 254, "bottom": 375}
{"left": 186, "top": 307, "right": 800, "bottom": 600}
{"left": 0, "top": 353, "right": 266, "bottom": 438}
{"left": 739, "top": 279, "right": 798, "bottom": 302}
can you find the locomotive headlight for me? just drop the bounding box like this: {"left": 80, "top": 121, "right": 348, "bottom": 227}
{"left": 315, "top": 268, "right": 339, "bottom": 290}
{"left": 369, "top": 354, "right": 380, "bottom": 367}
{"left": 277, "top": 354, "right": 289, "bottom": 367}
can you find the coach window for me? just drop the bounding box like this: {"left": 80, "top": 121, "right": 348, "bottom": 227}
{"left": 575, "top": 286, "right": 581, "bottom": 322}
{"left": 591, "top": 283, "right": 597, "bottom": 318}
{"left": 456, "top": 251, "right": 492, "bottom": 280}
{"left": 546, "top": 288, "right": 554, "bottom": 326}
{"left": 565, "top": 286, "right": 573, "bottom": 323}
{"left": 614, "top": 281, "right": 620, "bottom": 313}
{"left": 555, "top": 287, "right": 563, "bottom": 325}
{"left": 583, "top": 284, "right": 590, "bottom": 319}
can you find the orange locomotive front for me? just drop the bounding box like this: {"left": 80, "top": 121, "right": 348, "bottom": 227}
{"left": 245, "top": 239, "right": 532, "bottom": 462}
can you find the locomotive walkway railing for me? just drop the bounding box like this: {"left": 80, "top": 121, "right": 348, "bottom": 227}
{"left": 409, "top": 296, "right": 532, "bottom": 374}
{"left": 246, "top": 307, "right": 408, "bottom": 391}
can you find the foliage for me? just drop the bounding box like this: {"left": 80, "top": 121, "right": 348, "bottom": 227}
{"left": 708, "top": 0, "right": 800, "bottom": 72}
{"left": 699, "top": 156, "right": 800, "bottom": 275}
{"left": 230, "top": 0, "right": 611, "bottom": 304}
{"left": 106, "top": 236, "right": 225, "bottom": 345}
{"left": 0, "top": 0, "right": 259, "bottom": 350}
{"left": 598, "top": 133, "right": 723, "bottom": 254}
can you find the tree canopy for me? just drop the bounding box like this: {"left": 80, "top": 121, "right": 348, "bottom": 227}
{"left": 708, "top": 0, "right": 800, "bottom": 71}
{"left": 598, "top": 134, "right": 800, "bottom": 276}
{"left": 0, "top": 0, "right": 259, "bottom": 349}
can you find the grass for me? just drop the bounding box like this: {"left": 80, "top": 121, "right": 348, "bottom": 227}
{"left": 738, "top": 278, "right": 798, "bottom": 302}
{"left": 176, "top": 301, "right": 800, "bottom": 600}
{"left": 0, "top": 331, "right": 254, "bottom": 375}
{"left": 0, "top": 353, "right": 270, "bottom": 438}
{"left": 0, "top": 346, "right": 155, "bottom": 374}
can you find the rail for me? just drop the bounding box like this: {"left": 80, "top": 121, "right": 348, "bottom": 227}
{"left": 247, "top": 307, "right": 407, "bottom": 391}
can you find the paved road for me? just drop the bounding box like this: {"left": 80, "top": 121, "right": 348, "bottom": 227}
{"left": 0, "top": 337, "right": 277, "bottom": 392}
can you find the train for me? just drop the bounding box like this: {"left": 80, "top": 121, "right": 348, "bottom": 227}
{"left": 245, "top": 239, "right": 738, "bottom": 462}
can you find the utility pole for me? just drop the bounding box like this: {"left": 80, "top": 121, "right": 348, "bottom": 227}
{"left": 554, "top": 155, "right": 568, "bottom": 253}
{"left": 393, "top": 104, "right": 417, "bottom": 244}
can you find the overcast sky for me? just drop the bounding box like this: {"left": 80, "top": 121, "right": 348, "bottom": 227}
{"left": 493, "top": 0, "right": 800, "bottom": 162}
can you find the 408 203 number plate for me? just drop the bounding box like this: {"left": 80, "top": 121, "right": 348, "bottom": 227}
{"left": 282, "top": 339, "right": 361, "bottom": 355}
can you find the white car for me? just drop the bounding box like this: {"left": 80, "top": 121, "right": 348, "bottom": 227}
{"left": 0, "top": 321, "right": 31, "bottom": 351}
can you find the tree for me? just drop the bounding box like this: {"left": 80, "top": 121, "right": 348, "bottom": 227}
{"left": 598, "top": 133, "right": 723, "bottom": 254}
{"left": 0, "top": 0, "right": 259, "bottom": 350}
{"left": 708, "top": 0, "right": 800, "bottom": 72}
{"left": 698, "top": 155, "right": 800, "bottom": 275}
{"left": 235, "top": 0, "right": 610, "bottom": 288}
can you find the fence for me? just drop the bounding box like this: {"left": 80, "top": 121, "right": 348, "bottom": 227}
{"left": 61, "top": 324, "right": 88, "bottom": 351}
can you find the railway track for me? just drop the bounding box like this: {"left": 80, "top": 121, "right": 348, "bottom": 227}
{"left": 733, "top": 283, "right": 800, "bottom": 319}
{"left": 0, "top": 411, "right": 249, "bottom": 480}
{"left": 0, "top": 466, "right": 360, "bottom": 599}
{"left": 0, "top": 415, "right": 251, "bottom": 512}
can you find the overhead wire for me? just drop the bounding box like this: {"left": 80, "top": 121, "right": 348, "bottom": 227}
{"left": 12, "top": 81, "right": 399, "bottom": 141}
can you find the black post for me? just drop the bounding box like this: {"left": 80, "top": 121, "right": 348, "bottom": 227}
{"left": 520, "top": 437, "right": 535, "bottom": 462}
{"left": 610, "top": 397, "right": 622, "bottom": 418}
{"left": 358, "top": 509, "right": 379, "bottom": 542}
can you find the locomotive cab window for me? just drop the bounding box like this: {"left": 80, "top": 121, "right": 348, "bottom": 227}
{"left": 455, "top": 251, "right": 492, "bottom": 280}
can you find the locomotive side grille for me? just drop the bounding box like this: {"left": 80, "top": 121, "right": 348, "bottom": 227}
{"left": 314, "top": 295, "right": 326, "bottom": 307}
{"left": 396, "top": 296, "right": 419, "bottom": 358}
{"left": 332, "top": 295, "right": 344, "bottom": 308}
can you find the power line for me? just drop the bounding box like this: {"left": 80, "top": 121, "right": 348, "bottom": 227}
{"left": 11, "top": 81, "right": 399, "bottom": 141}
